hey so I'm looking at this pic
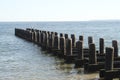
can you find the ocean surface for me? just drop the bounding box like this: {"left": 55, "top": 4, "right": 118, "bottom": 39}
{"left": 0, "top": 21, "right": 120, "bottom": 80}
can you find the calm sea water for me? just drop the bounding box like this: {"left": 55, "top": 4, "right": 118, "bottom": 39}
{"left": 0, "top": 21, "right": 120, "bottom": 80}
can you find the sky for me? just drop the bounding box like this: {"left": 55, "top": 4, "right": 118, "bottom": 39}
{"left": 0, "top": 0, "right": 120, "bottom": 21}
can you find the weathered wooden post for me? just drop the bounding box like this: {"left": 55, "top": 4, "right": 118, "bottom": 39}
{"left": 104, "top": 47, "right": 114, "bottom": 80}
{"left": 37, "top": 30, "right": 40, "bottom": 44}
{"left": 29, "top": 31, "right": 32, "bottom": 42}
{"left": 55, "top": 32, "right": 58, "bottom": 36}
{"left": 36, "top": 30, "right": 40, "bottom": 44}
{"left": 79, "top": 35, "right": 89, "bottom": 57}
{"left": 46, "top": 31, "right": 50, "bottom": 49}
{"left": 65, "top": 38, "right": 75, "bottom": 63}
{"left": 54, "top": 34, "right": 59, "bottom": 50}
{"left": 26, "top": 28, "right": 32, "bottom": 42}
{"left": 51, "top": 32, "right": 61, "bottom": 55}
{"left": 59, "top": 37, "right": 66, "bottom": 57}
{"left": 84, "top": 43, "right": 98, "bottom": 72}
{"left": 34, "top": 30, "right": 38, "bottom": 43}
{"left": 42, "top": 31, "right": 46, "bottom": 48}
{"left": 32, "top": 30, "right": 35, "bottom": 42}
{"left": 99, "top": 38, "right": 104, "bottom": 54}
{"left": 79, "top": 35, "right": 83, "bottom": 41}
{"left": 44, "top": 31, "right": 48, "bottom": 49}
{"left": 89, "top": 43, "right": 97, "bottom": 64}
{"left": 76, "top": 41, "right": 83, "bottom": 59}
{"left": 48, "top": 32, "right": 55, "bottom": 51}
{"left": 31, "top": 29, "right": 34, "bottom": 41}
{"left": 47, "top": 32, "right": 52, "bottom": 51}
{"left": 87, "top": 36, "right": 94, "bottom": 57}
{"left": 64, "top": 34, "right": 69, "bottom": 55}
{"left": 74, "top": 40, "right": 84, "bottom": 68}
{"left": 66, "top": 38, "right": 72, "bottom": 56}
{"left": 71, "top": 34, "right": 76, "bottom": 47}
{"left": 105, "top": 47, "right": 114, "bottom": 70}
{"left": 60, "top": 33, "right": 63, "bottom": 37}
{"left": 51, "top": 32, "right": 55, "bottom": 49}
{"left": 88, "top": 36, "right": 93, "bottom": 45}
{"left": 99, "top": 47, "right": 120, "bottom": 80}
{"left": 112, "top": 40, "right": 118, "bottom": 57}
{"left": 40, "top": 31, "right": 44, "bottom": 47}
{"left": 65, "top": 34, "right": 68, "bottom": 39}
{"left": 39, "top": 31, "right": 41, "bottom": 46}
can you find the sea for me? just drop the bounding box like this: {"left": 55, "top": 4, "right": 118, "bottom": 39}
{"left": 0, "top": 21, "right": 120, "bottom": 80}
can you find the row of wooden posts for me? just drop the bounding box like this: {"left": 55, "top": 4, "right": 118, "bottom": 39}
{"left": 15, "top": 28, "right": 120, "bottom": 80}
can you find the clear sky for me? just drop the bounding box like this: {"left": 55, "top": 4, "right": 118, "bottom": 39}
{"left": 0, "top": 0, "right": 120, "bottom": 21}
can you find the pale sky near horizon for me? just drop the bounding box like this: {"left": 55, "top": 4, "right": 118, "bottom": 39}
{"left": 0, "top": 0, "right": 120, "bottom": 21}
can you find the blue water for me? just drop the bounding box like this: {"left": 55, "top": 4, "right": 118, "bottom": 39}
{"left": 0, "top": 21, "right": 120, "bottom": 80}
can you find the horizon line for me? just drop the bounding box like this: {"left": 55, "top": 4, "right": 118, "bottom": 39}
{"left": 0, "top": 19, "right": 120, "bottom": 22}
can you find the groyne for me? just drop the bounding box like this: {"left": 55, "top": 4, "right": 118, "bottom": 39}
{"left": 15, "top": 28, "right": 120, "bottom": 80}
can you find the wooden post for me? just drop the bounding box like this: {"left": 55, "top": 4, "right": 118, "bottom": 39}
{"left": 76, "top": 41, "right": 83, "bottom": 59}
{"left": 99, "top": 47, "right": 119, "bottom": 80}
{"left": 31, "top": 30, "right": 35, "bottom": 42}
{"left": 44, "top": 31, "right": 48, "bottom": 49}
{"left": 29, "top": 31, "right": 32, "bottom": 42}
{"left": 49, "top": 32, "right": 55, "bottom": 49}
{"left": 36, "top": 30, "right": 40, "bottom": 43}
{"left": 47, "top": 31, "right": 50, "bottom": 48}
{"left": 71, "top": 34, "right": 76, "bottom": 47}
{"left": 51, "top": 32, "right": 55, "bottom": 49}
{"left": 89, "top": 43, "right": 97, "bottom": 64}
{"left": 55, "top": 32, "right": 58, "bottom": 36}
{"left": 60, "top": 33, "right": 63, "bottom": 37}
{"left": 48, "top": 32, "right": 52, "bottom": 49}
{"left": 42, "top": 31, "right": 45, "bottom": 47}
{"left": 40, "top": 31, "right": 44, "bottom": 46}
{"left": 112, "top": 40, "right": 118, "bottom": 57}
{"left": 60, "top": 37, "right": 66, "bottom": 55}
{"left": 39, "top": 31, "right": 41, "bottom": 45}
{"left": 65, "top": 34, "right": 69, "bottom": 55}
{"left": 88, "top": 36, "right": 93, "bottom": 45}
{"left": 65, "top": 34, "right": 68, "bottom": 39}
{"left": 34, "top": 30, "right": 37, "bottom": 43}
{"left": 74, "top": 40, "right": 84, "bottom": 68}
{"left": 79, "top": 35, "right": 83, "bottom": 41}
{"left": 54, "top": 35, "right": 59, "bottom": 50}
{"left": 105, "top": 47, "right": 114, "bottom": 70}
{"left": 99, "top": 38, "right": 104, "bottom": 54}
{"left": 66, "top": 38, "right": 72, "bottom": 55}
